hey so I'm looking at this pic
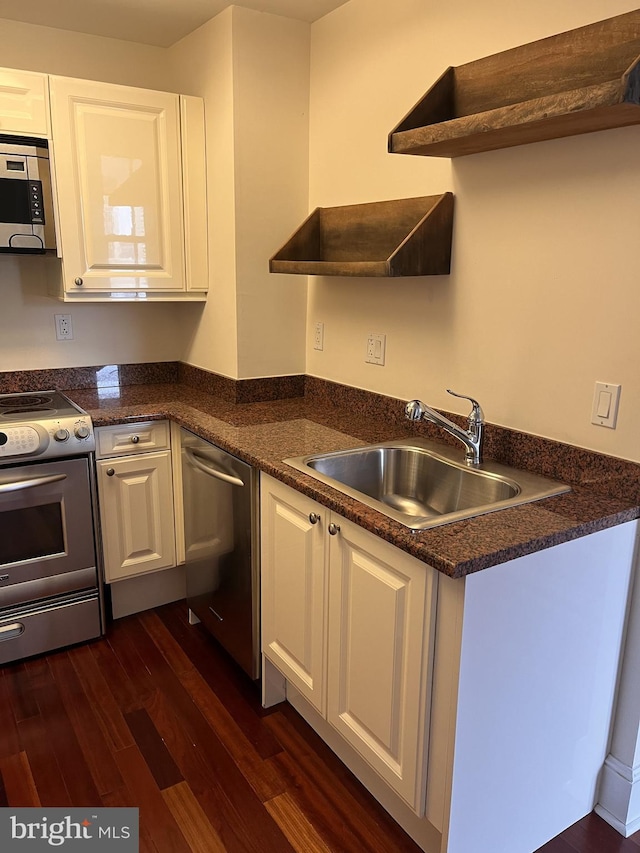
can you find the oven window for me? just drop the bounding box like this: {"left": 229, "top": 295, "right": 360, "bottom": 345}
{"left": 0, "top": 503, "right": 65, "bottom": 564}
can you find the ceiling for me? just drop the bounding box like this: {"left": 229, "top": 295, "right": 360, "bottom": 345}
{"left": 0, "top": 0, "right": 349, "bottom": 48}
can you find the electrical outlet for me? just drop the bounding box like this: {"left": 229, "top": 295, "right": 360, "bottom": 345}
{"left": 55, "top": 314, "right": 73, "bottom": 341}
{"left": 314, "top": 322, "right": 324, "bottom": 351}
{"left": 365, "top": 333, "right": 386, "bottom": 365}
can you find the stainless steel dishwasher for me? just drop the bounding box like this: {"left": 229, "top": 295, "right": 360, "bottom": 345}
{"left": 180, "top": 428, "right": 259, "bottom": 679}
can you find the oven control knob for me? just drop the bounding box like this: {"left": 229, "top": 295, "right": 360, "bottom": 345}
{"left": 75, "top": 424, "right": 91, "bottom": 440}
{"left": 54, "top": 428, "right": 70, "bottom": 442}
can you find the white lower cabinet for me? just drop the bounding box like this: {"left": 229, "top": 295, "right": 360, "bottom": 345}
{"left": 263, "top": 471, "right": 638, "bottom": 853}
{"left": 261, "top": 477, "right": 328, "bottom": 713}
{"left": 260, "top": 473, "right": 437, "bottom": 814}
{"left": 96, "top": 421, "right": 176, "bottom": 582}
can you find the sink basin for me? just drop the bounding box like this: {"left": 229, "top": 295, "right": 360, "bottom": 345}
{"left": 285, "top": 438, "right": 569, "bottom": 530}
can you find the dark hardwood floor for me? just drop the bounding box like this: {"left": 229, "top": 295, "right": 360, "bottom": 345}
{"left": 0, "top": 600, "right": 638, "bottom": 853}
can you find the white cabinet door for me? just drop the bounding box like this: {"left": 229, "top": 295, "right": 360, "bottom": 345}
{"left": 327, "top": 515, "right": 437, "bottom": 815}
{"left": 97, "top": 451, "right": 176, "bottom": 582}
{"left": 0, "top": 68, "right": 49, "bottom": 136}
{"left": 260, "top": 474, "right": 437, "bottom": 814}
{"left": 261, "top": 475, "right": 328, "bottom": 714}
{"left": 49, "top": 76, "right": 185, "bottom": 296}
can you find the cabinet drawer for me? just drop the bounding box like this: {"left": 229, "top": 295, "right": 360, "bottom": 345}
{"left": 96, "top": 421, "right": 170, "bottom": 458}
{"left": 0, "top": 593, "right": 102, "bottom": 665}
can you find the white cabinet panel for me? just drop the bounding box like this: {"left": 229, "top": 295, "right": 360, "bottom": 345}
{"left": 327, "top": 516, "right": 436, "bottom": 814}
{"left": 181, "top": 95, "right": 208, "bottom": 293}
{"left": 261, "top": 478, "right": 327, "bottom": 713}
{"left": 97, "top": 450, "right": 176, "bottom": 582}
{"left": 0, "top": 68, "right": 49, "bottom": 136}
{"left": 260, "top": 474, "right": 436, "bottom": 813}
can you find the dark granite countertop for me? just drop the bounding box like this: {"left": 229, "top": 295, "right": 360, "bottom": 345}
{"left": 69, "top": 382, "right": 640, "bottom": 579}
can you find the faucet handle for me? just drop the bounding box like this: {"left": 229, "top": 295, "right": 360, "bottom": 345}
{"left": 446, "top": 389, "right": 484, "bottom": 424}
{"left": 405, "top": 400, "right": 425, "bottom": 421}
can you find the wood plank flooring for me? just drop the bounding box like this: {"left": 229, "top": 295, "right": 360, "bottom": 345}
{"left": 0, "top": 599, "right": 636, "bottom": 853}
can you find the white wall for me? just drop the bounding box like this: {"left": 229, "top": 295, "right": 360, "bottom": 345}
{"left": 2, "top": 2, "right": 639, "bottom": 462}
{"left": 0, "top": 8, "right": 309, "bottom": 380}
{"left": 232, "top": 8, "right": 309, "bottom": 378}
{"left": 167, "top": 9, "right": 240, "bottom": 379}
{"left": 0, "top": 18, "right": 191, "bottom": 371}
{"left": 169, "top": 7, "right": 309, "bottom": 380}
{"left": 306, "top": 0, "right": 640, "bottom": 462}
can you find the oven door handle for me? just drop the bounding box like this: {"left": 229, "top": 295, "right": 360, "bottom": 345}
{"left": 0, "top": 622, "right": 25, "bottom": 641}
{"left": 185, "top": 448, "right": 245, "bottom": 487}
{"left": 0, "top": 473, "right": 67, "bottom": 494}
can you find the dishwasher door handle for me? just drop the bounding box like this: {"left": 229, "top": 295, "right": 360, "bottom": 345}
{"left": 185, "top": 448, "right": 245, "bottom": 487}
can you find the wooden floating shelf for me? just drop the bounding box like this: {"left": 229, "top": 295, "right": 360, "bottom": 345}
{"left": 389, "top": 10, "right": 640, "bottom": 158}
{"left": 269, "top": 194, "right": 454, "bottom": 277}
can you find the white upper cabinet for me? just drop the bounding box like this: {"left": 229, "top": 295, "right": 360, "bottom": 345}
{"left": 0, "top": 68, "right": 49, "bottom": 137}
{"left": 48, "top": 76, "right": 207, "bottom": 301}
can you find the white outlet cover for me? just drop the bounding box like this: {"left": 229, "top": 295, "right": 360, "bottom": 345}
{"left": 365, "top": 333, "right": 386, "bottom": 365}
{"left": 314, "top": 321, "right": 324, "bottom": 351}
{"left": 55, "top": 313, "right": 73, "bottom": 341}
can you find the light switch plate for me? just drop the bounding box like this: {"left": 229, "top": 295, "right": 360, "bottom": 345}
{"left": 591, "top": 381, "right": 621, "bottom": 428}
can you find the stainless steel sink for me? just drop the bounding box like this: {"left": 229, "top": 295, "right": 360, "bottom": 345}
{"left": 285, "top": 438, "right": 569, "bottom": 530}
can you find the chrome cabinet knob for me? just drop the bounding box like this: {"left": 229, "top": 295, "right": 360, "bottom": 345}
{"left": 74, "top": 277, "right": 83, "bottom": 287}
{"left": 131, "top": 435, "right": 140, "bottom": 444}
{"left": 106, "top": 468, "right": 115, "bottom": 477}
{"left": 309, "top": 512, "right": 320, "bottom": 524}
{"left": 328, "top": 522, "right": 340, "bottom": 536}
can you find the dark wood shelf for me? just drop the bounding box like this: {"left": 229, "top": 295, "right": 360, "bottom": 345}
{"left": 389, "top": 10, "right": 640, "bottom": 158}
{"left": 269, "top": 194, "right": 454, "bottom": 277}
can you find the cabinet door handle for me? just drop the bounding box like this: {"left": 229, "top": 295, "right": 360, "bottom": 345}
{"left": 309, "top": 512, "right": 320, "bottom": 524}
{"left": 106, "top": 468, "right": 115, "bottom": 477}
{"left": 328, "top": 522, "right": 340, "bottom": 536}
{"left": 130, "top": 435, "right": 140, "bottom": 444}
{"left": 74, "top": 277, "right": 83, "bottom": 287}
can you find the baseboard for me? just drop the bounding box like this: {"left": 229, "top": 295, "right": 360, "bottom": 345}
{"left": 596, "top": 754, "right": 640, "bottom": 837}
{"left": 108, "top": 564, "right": 186, "bottom": 619}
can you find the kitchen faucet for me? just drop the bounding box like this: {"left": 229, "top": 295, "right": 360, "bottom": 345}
{"left": 405, "top": 389, "right": 484, "bottom": 466}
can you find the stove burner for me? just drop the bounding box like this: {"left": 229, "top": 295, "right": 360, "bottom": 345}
{"left": 0, "top": 394, "right": 54, "bottom": 410}
{"left": 1, "top": 406, "right": 58, "bottom": 417}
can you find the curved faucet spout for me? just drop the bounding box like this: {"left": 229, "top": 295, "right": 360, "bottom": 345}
{"left": 404, "top": 390, "right": 484, "bottom": 466}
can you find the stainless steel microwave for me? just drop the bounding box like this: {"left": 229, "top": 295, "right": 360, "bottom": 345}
{"left": 0, "top": 134, "right": 56, "bottom": 254}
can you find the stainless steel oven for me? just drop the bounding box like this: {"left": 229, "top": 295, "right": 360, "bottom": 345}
{"left": 0, "top": 391, "right": 103, "bottom": 664}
